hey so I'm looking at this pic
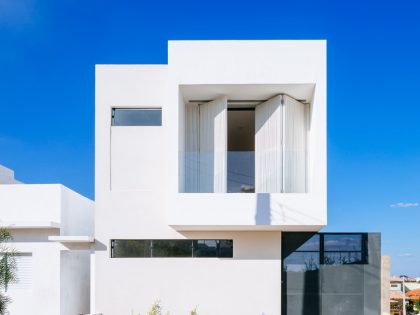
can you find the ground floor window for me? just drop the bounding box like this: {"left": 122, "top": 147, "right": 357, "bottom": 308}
{"left": 110, "top": 239, "right": 233, "bottom": 258}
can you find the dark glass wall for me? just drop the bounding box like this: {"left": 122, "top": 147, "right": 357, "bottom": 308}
{"left": 282, "top": 233, "right": 380, "bottom": 315}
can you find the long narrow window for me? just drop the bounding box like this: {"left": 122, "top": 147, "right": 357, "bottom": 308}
{"left": 112, "top": 108, "right": 162, "bottom": 126}
{"left": 111, "top": 239, "right": 233, "bottom": 258}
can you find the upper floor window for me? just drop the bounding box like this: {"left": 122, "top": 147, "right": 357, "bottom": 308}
{"left": 112, "top": 108, "right": 162, "bottom": 126}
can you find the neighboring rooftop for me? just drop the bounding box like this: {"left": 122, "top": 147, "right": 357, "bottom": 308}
{"left": 0, "top": 165, "right": 22, "bottom": 184}
{"left": 391, "top": 276, "right": 420, "bottom": 283}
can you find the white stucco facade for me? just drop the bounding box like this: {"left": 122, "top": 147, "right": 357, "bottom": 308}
{"left": 0, "top": 178, "right": 94, "bottom": 315}
{"left": 94, "top": 40, "right": 326, "bottom": 315}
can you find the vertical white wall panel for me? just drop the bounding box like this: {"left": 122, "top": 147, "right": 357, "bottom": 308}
{"left": 199, "top": 97, "right": 227, "bottom": 192}
{"left": 255, "top": 95, "right": 283, "bottom": 193}
{"left": 111, "top": 127, "right": 163, "bottom": 191}
{"left": 284, "top": 95, "right": 307, "bottom": 193}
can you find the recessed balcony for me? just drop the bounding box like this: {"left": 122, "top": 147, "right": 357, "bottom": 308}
{"left": 180, "top": 89, "right": 308, "bottom": 194}
{"left": 167, "top": 84, "right": 326, "bottom": 231}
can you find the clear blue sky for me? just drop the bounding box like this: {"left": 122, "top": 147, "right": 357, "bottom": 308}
{"left": 1, "top": 0, "right": 419, "bottom": 276}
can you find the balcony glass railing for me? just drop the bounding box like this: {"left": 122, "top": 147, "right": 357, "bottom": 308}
{"left": 181, "top": 150, "right": 306, "bottom": 193}
{"left": 227, "top": 151, "right": 255, "bottom": 193}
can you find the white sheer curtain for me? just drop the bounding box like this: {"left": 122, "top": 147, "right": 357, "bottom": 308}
{"left": 255, "top": 95, "right": 283, "bottom": 193}
{"left": 199, "top": 97, "right": 227, "bottom": 192}
{"left": 283, "top": 95, "right": 307, "bottom": 193}
{"left": 184, "top": 103, "right": 199, "bottom": 192}
{"left": 255, "top": 94, "right": 307, "bottom": 193}
{"left": 184, "top": 97, "right": 227, "bottom": 192}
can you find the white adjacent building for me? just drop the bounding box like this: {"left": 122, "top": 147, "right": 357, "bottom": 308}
{"left": 94, "top": 40, "right": 328, "bottom": 315}
{"left": 0, "top": 166, "right": 94, "bottom": 315}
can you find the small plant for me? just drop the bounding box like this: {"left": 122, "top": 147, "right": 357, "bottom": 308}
{"left": 147, "top": 301, "right": 162, "bottom": 315}
{"left": 414, "top": 298, "right": 420, "bottom": 313}
{"left": 132, "top": 301, "right": 198, "bottom": 315}
{"left": 0, "top": 228, "right": 18, "bottom": 315}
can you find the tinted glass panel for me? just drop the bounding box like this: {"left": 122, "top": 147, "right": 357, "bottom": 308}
{"left": 152, "top": 240, "right": 192, "bottom": 257}
{"left": 111, "top": 240, "right": 151, "bottom": 257}
{"left": 324, "top": 234, "right": 362, "bottom": 251}
{"left": 193, "top": 240, "right": 218, "bottom": 257}
{"left": 295, "top": 234, "right": 320, "bottom": 252}
{"left": 112, "top": 108, "right": 162, "bottom": 126}
{"left": 283, "top": 252, "right": 320, "bottom": 272}
{"left": 324, "top": 252, "right": 363, "bottom": 265}
{"left": 218, "top": 240, "right": 234, "bottom": 258}
{"left": 111, "top": 239, "right": 233, "bottom": 258}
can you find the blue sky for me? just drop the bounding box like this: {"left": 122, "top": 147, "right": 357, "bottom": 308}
{"left": 1, "top": 0, "right": 419, "bottom": 275}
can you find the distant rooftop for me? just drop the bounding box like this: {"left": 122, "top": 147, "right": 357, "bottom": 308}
{"left": 391, "top": 276, "right": 420, "bottom": 283}
{"left": 0, "top": 165, "right": 22, "bottom": 184}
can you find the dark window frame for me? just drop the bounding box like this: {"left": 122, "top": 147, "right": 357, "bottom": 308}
{"left": 110, "top": 239, "right": 233, "bottom": 258}
{"left": 111, "top": 108, "right": 162, "bottom": 126}
{"left": 321, "top": 233, "right": 367, "bottom": 265}
{"left": 282, "top": 232, "right": 368, "bottom": 271}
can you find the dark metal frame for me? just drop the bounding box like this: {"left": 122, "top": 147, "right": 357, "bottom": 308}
{"left": 110, "top": 239, "right": 234, "bottom": 258}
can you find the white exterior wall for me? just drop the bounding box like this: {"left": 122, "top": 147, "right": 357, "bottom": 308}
{"left": 0, "top": 184, "right": 62, "bottom": 225}
{"left": 60, "top": 250, "right": 91, "bottom": 315}
{"left": 95, "top": 40, "right": 326, "bottom": 314}
{"left": 0, "top": 183, "right": 93, "bottom": 315}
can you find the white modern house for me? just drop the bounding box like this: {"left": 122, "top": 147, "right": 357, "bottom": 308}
{"left": 0, "top": 165, "right": 94, "bottom": 315}
{"left": 94, "top": 40, "right": 381, "bottom": 315}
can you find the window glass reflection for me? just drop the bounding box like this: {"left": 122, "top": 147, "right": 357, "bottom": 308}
{"left": 112, "top": 240, "right": 151, "bottom": 258}
{"left": 193, "top": 240, "right": 217, "bottom": 257}
{"left": 218, "top": 240, "right": 234, "bottom": 258}
{"left": 295, "top": 234, "right": 320, "bottom": 252}
{"left": 111, "top": 239, "right": 233, "bottom": 258}
{"left": 112, "top": 108, "right": 162, "bottom": 126}
{"left": 152, "top": 240, "right": 192, "bottom": 257}
{"left": 283, "top": 252, "right": 320, "bottom": 272}
{"left": 324, "top": 252, "right": 363, "bottom": 265}
{"left": 324, "top": 234, "right": 362, "bottom": 251}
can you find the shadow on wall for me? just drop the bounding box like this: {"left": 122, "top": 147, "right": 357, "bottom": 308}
{"left": 95, "top": 240, "right": 107, "bottom": 251}
{"left": 255, "top": 193, "right": 271, "bottom": 225}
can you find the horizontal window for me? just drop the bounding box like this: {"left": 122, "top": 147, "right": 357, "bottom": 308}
{"left": 111, "top": 239, "right": 233, "bottom": 258}
{"left": 112, "top": 108, "right": 162, "bottom": 126}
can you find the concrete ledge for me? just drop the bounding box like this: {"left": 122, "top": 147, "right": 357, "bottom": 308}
{"left": 0, "top": 221, "right": 60, "bottom": 229}
{"left": 48, "top": 236, "right": 95, "bottom": 243}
